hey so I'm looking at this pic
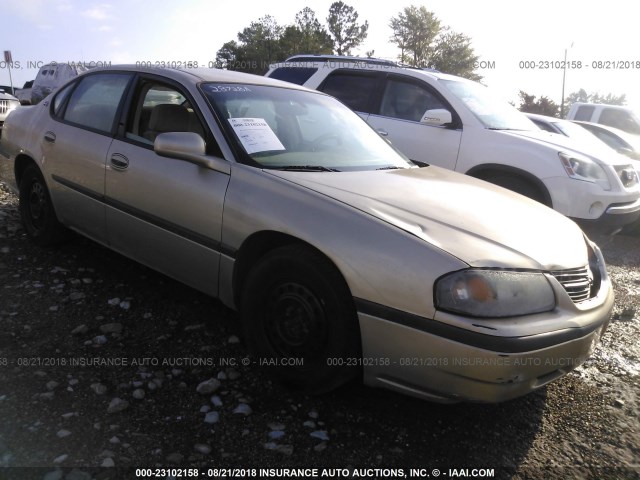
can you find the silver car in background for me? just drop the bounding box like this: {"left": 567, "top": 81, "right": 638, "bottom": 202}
{"left": 0, "top": 66, "right": 613, "bottom": 403}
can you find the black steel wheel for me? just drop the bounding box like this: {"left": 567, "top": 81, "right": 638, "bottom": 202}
{"left": 241, "top": 244, "right": 361, "bottom": 393}
{"left": 19, "top": 165, "right": 66, "bottom": 245}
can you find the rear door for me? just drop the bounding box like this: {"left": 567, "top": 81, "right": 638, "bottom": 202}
{"left": 104, "top": 76, "right": 230, "bottom": 296}
{"left": 317, "top": 70, "right": 383, "bottom": 123}
{"left": 45, "top": 72, "right": 133, "bottom": 243}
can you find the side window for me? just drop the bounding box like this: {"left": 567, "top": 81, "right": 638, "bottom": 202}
{"left": 63, "top": 73, "right": 131, "bottom": 133}
{"left": 574, "top": 105, "right": 595, "bottom": 121}
{"left": 125, "top": 81, "right": 222, "bottom": 156}
{"left": 318, "top": 72, "right": 378, "bottom": 113}
{"left": 379, "top": 78, "right": 446, "bottom": 122}
{"left": 599, "top": 108, "right": 640, "bottom": 134}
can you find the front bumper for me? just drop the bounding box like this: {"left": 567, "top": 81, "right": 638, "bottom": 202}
{"left": 545, "top": 176, "right": 640, "bottom": 231}
{"left": 357, "top": 267, "right": 614, "bottom": 403}
{"left": 573, "top": 196, "right": 640, "bottom": 235}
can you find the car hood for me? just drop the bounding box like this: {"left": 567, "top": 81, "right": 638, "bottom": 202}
{"left": 267, "top": 166, "right": 589, "bottom": 270}
{"left": 502, "top": 129, "right": 632, "bottom": 166}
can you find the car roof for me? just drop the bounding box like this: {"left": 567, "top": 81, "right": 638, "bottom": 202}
{"left": 87, "top": 65, "right": 312, "bottom": 91}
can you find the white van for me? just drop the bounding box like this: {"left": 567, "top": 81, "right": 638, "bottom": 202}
{"left": 566, "top": 103, "right": 640, "bottom": 136}
{"left": 31, "top": 62, "right": 91, "bottom": 105}
{"left": 266, "top": 55, "right": 640, "bottom": 232}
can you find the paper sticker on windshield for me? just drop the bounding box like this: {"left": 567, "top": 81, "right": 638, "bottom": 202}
{"left": 228, "top": 118, "right": 285, "bottom": 154}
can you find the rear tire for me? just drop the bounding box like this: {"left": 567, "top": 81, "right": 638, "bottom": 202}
{"left": 19, "top": 165, "right": 66, "bottom": 246}
{"left": 240, "top": 245, "right": 361, "bottom": 394}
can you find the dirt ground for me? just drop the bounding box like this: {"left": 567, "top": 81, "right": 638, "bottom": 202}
{"left": 0, "top": 182, "right": 638, "bottom": 480}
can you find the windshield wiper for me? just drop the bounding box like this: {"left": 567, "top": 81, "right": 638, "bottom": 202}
{"left": 376, "top": 166, "right": 404, "bottom": 170}
{"left": 274, "top": 165, "right": 340, "bottom": 172}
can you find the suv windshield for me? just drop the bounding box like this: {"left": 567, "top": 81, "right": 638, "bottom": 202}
{"left": 201, "top": 83, "right": 412, "bottom": 171}
{"left": 442, "top": 79, "right": 535, "bottom": 131}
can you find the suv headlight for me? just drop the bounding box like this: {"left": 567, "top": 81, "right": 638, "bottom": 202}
{"left": 613, "top": 165, "right": 639, "bottom": 188}
{"left": 435, "top": 269, "right": 555, "bottom": 318}
{"left": 559, "top": 152, "right": 611, "bottom": 190}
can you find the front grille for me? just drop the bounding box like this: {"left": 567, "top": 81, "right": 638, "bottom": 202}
{"left": 549, "top": 266, "right": 593, "bottom": 303}
{"left": 0, "top": 100, "right": 11, "bottom": 114}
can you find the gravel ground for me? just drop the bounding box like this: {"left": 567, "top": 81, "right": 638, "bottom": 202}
{"left": 0, "top": 181, "right": 638, "bottom": 480}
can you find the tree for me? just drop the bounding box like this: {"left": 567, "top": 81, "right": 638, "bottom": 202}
{"left": 431, "top": 28, "right": 481, "bottom": 81}
{"left": 389, "top": 6, "right": 440, "bottom": 67}
{"left": 326, "top": 2, "right": 368, "bottom": 55}
{"left": 389, "top": 5, "right": 481, "bottom": 81}
{"left": 564, "top": 88, "right": 627, "bottom": 114}
{"left": 215, "top": 41, "right": 240, "bottom": 70}
{"left": 280, "top": 8, "right": 333, "bottom": 57}
{"left": 215, "top": 16, "right": 283, "bottom": 74}
{"left": 517, "top": 91, "right": 560, "bottom": 117}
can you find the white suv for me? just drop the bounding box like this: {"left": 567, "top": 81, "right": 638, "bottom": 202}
{"left": 266, "top": 55, "right": 640, "bottom": 232}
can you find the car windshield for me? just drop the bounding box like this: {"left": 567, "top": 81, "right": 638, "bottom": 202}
{"left": 201, "top": 83, "right": 413, "bottom": 171}
{"left": 555, "top": 120, "right": 615, "bottom": 147}
{"left": 442, "top": 79, "right": 536, "bottom": 131}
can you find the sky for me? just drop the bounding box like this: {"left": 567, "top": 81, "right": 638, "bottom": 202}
{"left": 1, "top": 0, "right": 639, "bottom": 112}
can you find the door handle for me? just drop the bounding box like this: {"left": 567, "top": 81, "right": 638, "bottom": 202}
{"left": 44, "top": 131, "right": 56, "bottom": 143}
{"left": 110, "top": 153, "right": 129, "bottom": 170}
{"left": 376, "top": 129, "right": 388, "bottom": 136}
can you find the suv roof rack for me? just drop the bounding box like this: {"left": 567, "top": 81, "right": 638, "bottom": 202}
{"left": 284, "top": 54, "right": 398, "bottom": 67}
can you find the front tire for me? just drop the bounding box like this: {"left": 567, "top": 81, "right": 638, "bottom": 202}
{"left": 484, "top": 174, "right": 548, "bottom": 206}
{"left": 241, "top": 245, "right": 361, "bottom": 394}
{"left": 19, "top": 165, "right": 66, "bottom": 246}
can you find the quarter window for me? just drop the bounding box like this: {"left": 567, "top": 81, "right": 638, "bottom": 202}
{"left": 52, "top": 82, "right": 75, "bottom": 117}
{"left": 269, "top": 67, "right": 318, "bottom": 85}
{"left": 63, "top": 73, "right": 131, "bottom": 133}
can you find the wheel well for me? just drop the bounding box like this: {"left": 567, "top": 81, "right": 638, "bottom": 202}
{"left": 466, "top": 164, "right": 553, "bottom": 207}
{"left": 14, "top": 154, "right": 38, "bottom": 187}
{"left": 232, "top": 232, "right": 340, "bottom": 308}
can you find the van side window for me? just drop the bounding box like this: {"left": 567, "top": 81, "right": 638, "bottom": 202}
{"left": 63, "top": 73, "right": 131, "bottom": 133}
{"left": 574, "top": 105, "right": 595, "bottom": 121}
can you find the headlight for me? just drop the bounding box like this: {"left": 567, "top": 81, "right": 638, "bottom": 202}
{"left": 435, "top": 269, "right": 555, "bottom": 318}
{"left": 559, "top": 152, "right": 610, "bottom": 190}
{"left": 613, "top": 165, "right": 638, "bottom": 188}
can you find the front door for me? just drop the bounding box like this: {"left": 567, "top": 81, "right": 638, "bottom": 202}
{"left": 104, "top": 78, "right": 230, "bottom": 296}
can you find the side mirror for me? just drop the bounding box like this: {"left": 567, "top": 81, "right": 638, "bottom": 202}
{"left": 420, "top": 109, "right": 452, "bottom": 126}
{"left": 154, "top": 132, "right": 230, "bottom": 174}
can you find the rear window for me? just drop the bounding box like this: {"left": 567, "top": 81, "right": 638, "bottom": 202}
{"left": 268, "top": 67, "right": 318, "bottom": 85}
